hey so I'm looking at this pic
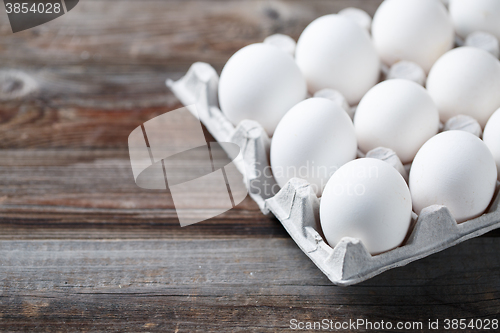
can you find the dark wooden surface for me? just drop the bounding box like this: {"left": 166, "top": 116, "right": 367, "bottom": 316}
{"left": 0, "top": 1, "right": 499, "bottom": 332}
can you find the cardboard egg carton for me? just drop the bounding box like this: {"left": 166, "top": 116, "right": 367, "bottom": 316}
{"left": 167, "top": 62, "right": 500, "bottom": 286}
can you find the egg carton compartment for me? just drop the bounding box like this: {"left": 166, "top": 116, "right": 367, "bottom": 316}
{"left": 167, "top": 62, "right": 500, "bottom": 286}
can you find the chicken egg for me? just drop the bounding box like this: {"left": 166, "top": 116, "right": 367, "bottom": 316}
{"left": 354, "top": 79, "right": 440, "bottom": 164}
{"left": 218, "top": 43, "right": 307, "bottom": 136}
{"left": 409, "top": 131, "right": 498, "bottom": 223}
{"left": 320, "top": 158, "right": 412, "bottom": 255}
{"left": 338, "top": 7, "right": 372, "bottom": 32}
{"left": 372, "top": 0, "right": 454, "bottom": 73}
{"left": 426, "top": 47, "right": 500, "bottom": 127}
{"left": 483, "top": 108, "right": 500, "bottom": 180}
{"left": 270, "top": 98, "right": 357, "bottom": 196}
{"left": 449, "top": 0, "right": 500, "bottom": 42}
{"left": 295, "top": 14, "right": 380, "bottom": 105}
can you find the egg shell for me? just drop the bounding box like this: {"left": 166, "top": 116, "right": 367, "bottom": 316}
{"left": 449, "top": 0, "right": 500, "bottom": 42}
{"left": 295, "top": 14, "right": 380, "bottom": 105}
{"left": 338, "top": 7, "right": 372, "bottom": 32}
{"left": 218, "top": 43, "right": 307, "bottom": 136}
{"left": 409, "top": 130, "right": 498, "bottom": 223}
{"left": 354, "top": 79, "right": 440, "bottom": 164}
{"left": 372, "top": 0, "right": 454, "bottom": 73}
{"left": 426, "top": 47, "right": 500, "bottom": 127}
{"left": 313, "top": 88, "right": 352, "bottom": 119}
{"left": 270, "top": 98, "right": 357, "bottom": 196}
{"left": 483, "top": 108, "right": 500, "bottom": 180}
{"left": 320, "top": 158, "right": 412, "bottom": 255}
{"left": 263, "top": 34, "right": 297, "bottom": 57}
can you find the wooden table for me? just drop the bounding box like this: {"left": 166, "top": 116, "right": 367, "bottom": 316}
{"left": 0, "top": 1, "right": 498, "bottom": 331}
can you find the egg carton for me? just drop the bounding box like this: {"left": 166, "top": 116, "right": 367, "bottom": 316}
{"left": 167, "top": 62, "right": 500, "bottom": 286}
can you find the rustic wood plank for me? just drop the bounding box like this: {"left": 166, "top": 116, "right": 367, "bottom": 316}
{"left": 0, "top": 1, "right": 386, "bottom": 148}
{"left": 0, "top": 237, "right": 498, "bottom": 332}
{"left": 0, "top": 148, "right": 283, "bottom": 240}
{"left": 0, "top": 1, "right": 384, "bottom": 69}
{"left": 0, "top": 88, "right": 181, "bottom": 148}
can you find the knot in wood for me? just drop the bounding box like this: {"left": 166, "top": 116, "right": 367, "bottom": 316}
{"left": 0, "top": 70, "right": 38, "bottom": 101}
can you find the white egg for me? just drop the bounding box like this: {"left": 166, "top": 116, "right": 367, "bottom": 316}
{"left": 320, "top": 158, "right": 412, "bottom": 255}
{"left": 354, "top": 79, "right": 439, "bottom": 164}
{"left": 263, "top": 34, "right": 296, "bottom": 57}
{"left": 426, "top": 47, "right": 500, "bottom": 127}
{"left": 270, "top": 98, "right": 357, "bottom": 196}
{"left": 218, "top": 43, "right": 307, "bottom": 136}
{"left": 409, "top": 131, "right": 498, "bottom": 223}
{"left": 313, "top": 88, "right": 352, "bottom": 119}
{"left": 449, "top": 0, "right": 500, "bottom": 42}
{"left": 338, "top": 7, "right": 372, "bottom": 32}
{"left": 295, "top": 14, "right": 380, "bottom": 105}
{"left": 372, "top": 0, "right": 454, "bottom": 73}
{"left": 483, "top": 108, "right": 500, "bottom": 180}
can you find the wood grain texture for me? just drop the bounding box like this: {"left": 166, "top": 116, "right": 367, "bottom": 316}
{"left": 0, "top": 0, "right": 384, "bottom": 69}
{"left": 0, "top": 0, "right": 499, "bottom": 331}
{"left": 0, "top": 238, "right": 499, "bottom": 332}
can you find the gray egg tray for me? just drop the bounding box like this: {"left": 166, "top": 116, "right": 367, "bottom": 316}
{"left": 167, "top": 62, "right": 500, "bottom": 286}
